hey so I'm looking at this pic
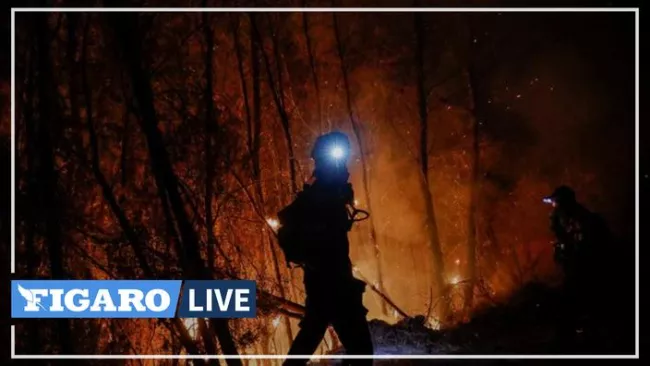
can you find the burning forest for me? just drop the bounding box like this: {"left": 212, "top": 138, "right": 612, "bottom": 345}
{"left": 2, "top": 5, "right": 637, "bottom": 364}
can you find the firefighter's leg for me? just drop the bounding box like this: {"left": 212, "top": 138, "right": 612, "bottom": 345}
{"left": 331, "top": 312, "right": 373, "bottom": 366}
{"left": 556, "top": 266, "right": 581, "bottom": 351}
{"left": 328, "top": 279, "right": 374, "bottom": 365}
{"left": 284, "top": 310, "right": 329, "bottom": 366}
{"left": 330, "top": 287, "right": 374, "bottom": 366}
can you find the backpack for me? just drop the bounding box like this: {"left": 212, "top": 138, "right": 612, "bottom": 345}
{"left": 276, "top": 184, "right": 369, "bottom": 268}
{"left": 276, "top": 191, "right": 313, "bottom": 267}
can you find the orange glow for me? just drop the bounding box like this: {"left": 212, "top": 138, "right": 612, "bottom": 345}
{"left": 183, "top": 318, "right": 199, "bottom": 339}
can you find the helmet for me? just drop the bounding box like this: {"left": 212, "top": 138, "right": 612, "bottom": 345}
{"left": 546, "top": 185, "right": 576, "bottom": 206}
{"left": 310, "top": 131, "right": 351, "bottom": 164}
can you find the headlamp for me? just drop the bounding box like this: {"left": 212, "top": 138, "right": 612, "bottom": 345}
{"left": 330, "top": 145, "right": 345, "bottom": 160}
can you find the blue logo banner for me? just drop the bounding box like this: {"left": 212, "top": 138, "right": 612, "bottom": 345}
{"left": 11, "top": 280, "right": 182, "bottom": 318}
{"left": 177, "top": 280, "right": 257, "bottom": 318}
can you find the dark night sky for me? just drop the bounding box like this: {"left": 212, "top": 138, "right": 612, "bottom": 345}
{"left": 486, "top": 11, "right": 637, "bottom": 231}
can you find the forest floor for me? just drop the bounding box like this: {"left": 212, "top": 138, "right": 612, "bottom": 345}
{"left": 313, "top": 281, "right": 636, "bottom": 365}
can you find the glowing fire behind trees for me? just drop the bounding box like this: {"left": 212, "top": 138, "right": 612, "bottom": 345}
{"left": 7, "top": 8, "right": 635, "bottom": 361}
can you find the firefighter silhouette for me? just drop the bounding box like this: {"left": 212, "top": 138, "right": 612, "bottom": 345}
{"left": 544, "top": 185, "right": 610, "bottom": 345}
{"left": 545, "top": 185, "right": 609, "bottom": 284}
{"left": 279, "top": 132, "right": 373, "bottom": 365}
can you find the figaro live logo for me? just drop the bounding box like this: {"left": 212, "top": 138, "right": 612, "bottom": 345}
{"left": 11, "top": 280, "right": 256, "bottom": 319}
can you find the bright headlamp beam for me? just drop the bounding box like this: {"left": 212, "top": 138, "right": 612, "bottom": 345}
{"left": 330, "top": 146, "right": 345, "bottom": 159}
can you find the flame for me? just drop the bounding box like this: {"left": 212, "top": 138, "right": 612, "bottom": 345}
{"left": 427, "top": 317, "right": 441, "bottom": 330}
{"left": 266, "top": 218, "right": 280, "bottom": 230}
{"left": 449, "top": 276, "right": 461, "bottom": 285}
{"left": 183, "top": 318, "right": 199, "bottom": 338}
{"left": 272, "top": 316, "right": 281, "bottom": 328}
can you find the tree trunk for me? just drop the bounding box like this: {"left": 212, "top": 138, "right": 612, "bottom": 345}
{"left": 267, "top": 230, "right": 294, "bottom": 344}
{"left": 230, "top": 15, "right": 252, "bottom": 169}
{"left": 198, "top": 318, "right": 218, "bottom": 364}
{"left": 120, "top": 103, "right": 130, "bottom": 188}
{"left": 249, "top": 13, "right": 298, "bottom": 195}
{"left": 81, "top": 19, "right": 153, "bottom": 278}
{"left": 241, "top": 13, "right": 298, "bottom": 340}
{"left": 203, "top": 10, "right": 218, "bottom": 274}
{"left": 301, "top": 6, "right": 323, "bottom": 133}
{"left": 464, "top": 17, "right": 483, "bottom": 312}
{"left": 250, "top": 16, "right": 298, "bottom": 345}
{"left": 35, "top": 12, "right": 73, "bottom": 354}
{"left": 251, "top": 18, "right": 263, "bottom": 202}
{"left": 22, "top": 43, "right": 37, "bottom": 279}
{"left": 414, "top": 12, "right": 449, "bottom": 321}
{"left": 110, "top": 13, "right": 241, "bottom": 364}
{"left": 20, "top": 28, "right": 41, "bottom": 356}
{"left": 464, "top": 68, "right": 480, "bottom": 312}
{"left": 231, "top": 14, "right": 262, "bottom": 202}
{"left": 332, "top": 12, "right": 387, "bottom": 316}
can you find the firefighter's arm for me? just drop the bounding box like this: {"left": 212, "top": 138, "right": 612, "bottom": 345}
{"left": 550, "top": 212, "right": 571, "bottom": 244}
{"left": 341, "top": 183, "right": 354, "bottom": 206}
